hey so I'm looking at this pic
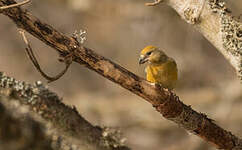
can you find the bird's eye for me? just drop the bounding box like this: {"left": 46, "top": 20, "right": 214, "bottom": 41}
{"left": 146, "top": 51, "right": 152, "bottom": 56}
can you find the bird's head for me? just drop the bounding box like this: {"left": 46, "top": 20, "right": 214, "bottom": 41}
{"left": 139, "top": 45, "right": 168, "bottom": 65}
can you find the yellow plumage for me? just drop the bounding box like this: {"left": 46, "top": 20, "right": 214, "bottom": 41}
{"left": 139, "top": 46, "right": 178, "bottom": 89}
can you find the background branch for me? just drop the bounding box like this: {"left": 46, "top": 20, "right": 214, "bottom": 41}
{"left": 0, "top": 95, "right": 99, "bottom": 150}
{"left": 0, "top": 97, "right": 53, "bottom": 150}
{"left": 164, "top": 0, "right": 242, "bottom": 81}
{"left": 0, "top": 72, "right": 129, "bottom": 150}
{"left": 0, "top": 0, "right": 241, "bottom": 149}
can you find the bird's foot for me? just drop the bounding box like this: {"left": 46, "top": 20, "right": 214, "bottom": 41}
{"left": 149, "top": 82, "right": 164, "bottom": 90}
{"left": 149, "top": 82, "right": 156, "bottom": 86}
{"left": 148, "top": 82, "right": 174, "bottom": 92}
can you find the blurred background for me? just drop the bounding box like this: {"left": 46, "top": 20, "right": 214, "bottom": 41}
{"left": 0, "top": 0, "right": 241, "bottom": 149}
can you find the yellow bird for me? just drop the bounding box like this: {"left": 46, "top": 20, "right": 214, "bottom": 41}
{"left": 139, "top": 45, "right": 178, "bottom": 89}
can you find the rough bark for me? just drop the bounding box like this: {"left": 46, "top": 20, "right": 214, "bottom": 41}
{"left": 165, "top": 0, "right": 242, "bottom": 81}
{"left": 0, "top": 96, "right": 96, "bottom": 150}
{"left": 0, "top": 72, "right": 129, "bottom": 150}
{"left": 0, "top": 0, "right": 242, "bottom": 149}
{"left": 0, "top": 97, "right": 53, "bottom": 150}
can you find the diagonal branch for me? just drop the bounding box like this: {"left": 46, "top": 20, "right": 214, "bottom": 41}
{"left": 0, "top": 0, "right": 242, "bottom": 149}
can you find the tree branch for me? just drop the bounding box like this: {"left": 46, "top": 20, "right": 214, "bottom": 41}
{"left": 0, "top": 0, "right": 242, "bottom": 149}
{"left": 163, "top": 0, "right": 242, "bottom": 81}
{"left": 0, "top": 97, "right": 53, "bottom": 150}
{"left": 0, "top": 72, "right": 129, "bottom": 150}
{"left": 0, "top": 96, "right": 97, "bottom": 150}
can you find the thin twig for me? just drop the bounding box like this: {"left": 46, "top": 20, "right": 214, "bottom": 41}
{"left": 19, "top": 30, "right": 72, "bottom": 83}
{"left": 0, "top": 0, "right": 30, "bottom": 10}
{"left": 145, "top": 0, "right": 163, "bottom": 6}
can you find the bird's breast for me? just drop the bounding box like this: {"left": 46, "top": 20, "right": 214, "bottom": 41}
{"left": 145, "top": 61, "right": 178, "bottom": 89}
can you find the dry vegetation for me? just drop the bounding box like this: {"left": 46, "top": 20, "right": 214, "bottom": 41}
{"left": 0, "top": 0, "right": 242, "bottom": 150}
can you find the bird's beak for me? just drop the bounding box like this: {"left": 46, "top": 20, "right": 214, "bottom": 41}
{"left": 139, "top": 55, "right": 148, "bottom": 65}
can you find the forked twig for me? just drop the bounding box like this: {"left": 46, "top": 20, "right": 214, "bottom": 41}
{"left": 0, "top": 0, "right": 30, "bottom": 10}
{"left": 19, "top": 29, "right": 71, "bottom": 83}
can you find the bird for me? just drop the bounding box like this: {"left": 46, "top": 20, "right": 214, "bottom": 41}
{"left": 139, "top": 45, "right": 178, "bottom": 89}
